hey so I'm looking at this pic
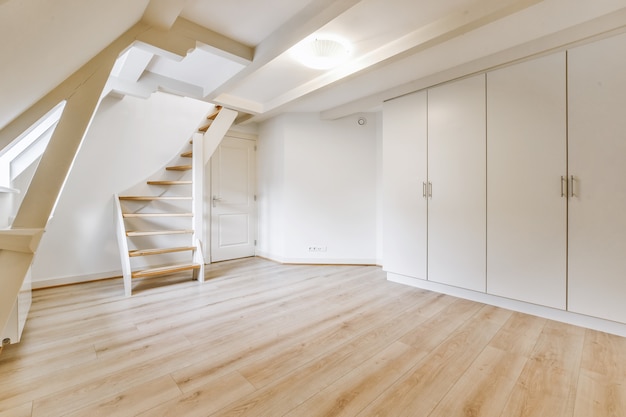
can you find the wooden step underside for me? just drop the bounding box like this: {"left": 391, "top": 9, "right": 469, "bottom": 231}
{"left": 180, "top": 151, "right": 192, "bottom": 158}
{"left": 129, "top": 246, "right": 196, "bottom": 257}
{"left": 122, "top": 212, "right": 193, "bottom": 218}
{"left": 198, "top": 124, "right": 210, "bottom": 133}
{"left": 207, "top": 106, "right": 222, "bottom": 120}
{"left": 147, "top": 180, "right": 192, "bottom": 185}
{"left": 166, "top": 165, "right": 192, "bottom": 171}
{"left": 131, "top": 263, "right": 201, "bottom": 279}
{"left": 119, "top": 196, "right": 192, "bottom": 201}
{"left": 126, "top": 229, "right": 193, "bottom": 237}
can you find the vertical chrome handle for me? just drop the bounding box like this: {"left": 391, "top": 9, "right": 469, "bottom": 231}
{"left": 560, "top": 176, "right": 566, "bottom": 197}
{"left": 422, "top": 182, "right": 427, "bottom": 198}
{"left": 428, "top": 181, "right": 433, "bottom": 198}
{"left": 570, "top": 175, "right": 575, "bottom": 197}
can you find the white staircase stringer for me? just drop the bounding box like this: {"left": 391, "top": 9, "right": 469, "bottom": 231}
{"left": 192, "top": 237, "right": 205, "bottom": 282}
{"left": 114, "top": 194, "right": 133, "bottom": 296}
{"left": 202, "top": 108, "right": 238, "bottom": 164}
{"left": 192, "top": 132, "right": 205, "bottom": 281}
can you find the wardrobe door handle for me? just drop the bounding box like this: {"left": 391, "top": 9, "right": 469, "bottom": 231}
{"left": 428, "top": 181, "right": 433, "bottom": 198}
{"left": 570, "top": 175, "right": 575, "bottom": 197}
{"left": 422, "top": 182, "right": 427, "bottom": 198}
{"left": 560, "top": 176, "right": 566, "bottom": 197}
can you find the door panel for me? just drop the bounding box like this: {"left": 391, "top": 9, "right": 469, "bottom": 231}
{"left": 568, "top": 33, "right": 626, "bottom": 323}
{"left": 382, "top": 91, "right": 428, "bottom": 279}
{"left": 210, "top": 136, "right": 256, "bottom": 262}
{"left": 427, "top": 74, "right": 486, "bottom": 292}
{"left": 486, "top": 52, "right": 567, "bottom": 309}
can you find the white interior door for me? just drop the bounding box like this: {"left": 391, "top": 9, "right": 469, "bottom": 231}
{"left": 568, "top": 32, "right": 626, "bottom": 323}
{"left": 210, "top": 136, "right": 256, "bottom": 262}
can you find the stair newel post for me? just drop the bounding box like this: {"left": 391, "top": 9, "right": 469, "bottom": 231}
{"left": 192, "top": 132, "right": 205, "bottom": 282}
{"left": 114, "top": 194, "right": 133, "bottom": 296}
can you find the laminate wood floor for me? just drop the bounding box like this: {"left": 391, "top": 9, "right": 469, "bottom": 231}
{"left": 1, "top": 257, "right": 625, "bottom": 416}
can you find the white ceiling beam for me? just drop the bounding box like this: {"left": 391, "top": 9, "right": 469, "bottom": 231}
{"left": 212, "top": 93, "right": 264, "bottom": 115}
{"left": 101, "top": 76, "right": 158, "bottom": 100}
{"left": 257, "top": 0, "right": 542, "bottom": 118}
{"left": 111, "top": 47, "right": 154, "bottom": 82}
{"left": 203, "top": 0, "right": 363, "bottom": 101}
{"left": 320, "top": 5, "right": 626, "bottom": 120}
{"left": 142, "top": 0, "right": 188, "bottom": 30}
{"left": 136, "top": 18, "right": 254, "bottom": 65}
{"left": 172, "top": 18, "right": 253, "bottom": 65}
{"left": 141, "top": 72, "right": 205, "bottom": 98}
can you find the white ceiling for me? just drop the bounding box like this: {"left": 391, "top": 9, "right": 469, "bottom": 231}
{"left": 2, "top": 0, "right": 626, "bottom": 130}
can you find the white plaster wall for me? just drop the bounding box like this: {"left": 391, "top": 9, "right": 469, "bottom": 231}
{"left": 258, "top": 112, "right": 378, "bottom": 264}
{"left": 375, "top": 111, "right": 383, "bottom": 265}
{"left": 256, "top": 115, "right": 286, "bottom": 260}
{"left": 31, "top": 92, "right": 211, "bottom": 285}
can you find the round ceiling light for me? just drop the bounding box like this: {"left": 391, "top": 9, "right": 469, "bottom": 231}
{"left": 291, "top": 35, "right": 352, "bottom": 70}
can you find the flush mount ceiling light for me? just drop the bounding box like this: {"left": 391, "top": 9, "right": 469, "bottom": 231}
{"left": 291, "top": 35, "right": 352, "bottom": 70}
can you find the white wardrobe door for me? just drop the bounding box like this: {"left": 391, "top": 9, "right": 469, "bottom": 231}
{"left": 568, "top": 33, "right": 626, "bottom": 323}
{"left": 486, "top": 52, "right": 567, "bottom": 309}
{"left": 427, "top": 74, "right": 486, "bottom": 292}
{"left": 382, "top": 91, "right": 428, "bottom": 279}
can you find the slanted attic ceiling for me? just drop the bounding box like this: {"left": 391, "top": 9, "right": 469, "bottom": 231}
{"left": 1, "top": 0, "right": 626, "bottom": 130}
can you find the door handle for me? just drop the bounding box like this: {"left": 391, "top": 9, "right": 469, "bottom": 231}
{"left": 212, "top": 195, "right": 222, "bottom": 207}
{"left": 422, "top": 182, "right": 427, "bottom": 198}
{"left": 570, "top": 175, "right": 575, "bottom": 197}
{"left": 428, "top": 181, "right": 432, "bottom": 198}
{"left": 560, "top": 176, "right": 566, "bottom": 198}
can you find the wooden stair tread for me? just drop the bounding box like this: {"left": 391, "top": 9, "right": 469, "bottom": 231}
{"left": 119, "top": 196, "right": 191, "bottom": 201}
{"left": 207, "top": 106, "right": 222, "bottom": 120}
{"left": 166, "top": 165, "right": 192, "bottom": 171}
{"left": 126, "top": 229, "right": 194, "bottom": 237}
{"left": 197, "top": 106, "right": 223, "bottom": 132}
{"left": 147, "top": 180, "right": 192, "bottom": 185}
{"left": 131, "top": 263, "right": 201, "bottom": 279}
{"left": 129, "top": 246, "right": 196, "bottom": 257}
{"left": 180, "top": 151, "right": 192, "bottom": 158}
{"left": 123, "top": 212, "right": 193, "bottom": 218}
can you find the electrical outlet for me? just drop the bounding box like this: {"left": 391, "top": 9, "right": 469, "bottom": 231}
{"left": 308, "top": 246, "right": 327, "bottom": 252}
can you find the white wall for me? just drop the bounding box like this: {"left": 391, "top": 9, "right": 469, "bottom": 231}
{"left": 31, "top": 92, "right": 211, "bottom": 286}
{"left": 375, "top": 111, "right": 383, "bottom": 265}
{"left": 257, "top": 115, "right": 286, "bottom": 259}
{"left": 257, "top": 112, "right": 379, "bottom": 264}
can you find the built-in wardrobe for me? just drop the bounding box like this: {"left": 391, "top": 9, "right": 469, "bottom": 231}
{"left": 382, "top": 31, "right": 626, "bottom": 329}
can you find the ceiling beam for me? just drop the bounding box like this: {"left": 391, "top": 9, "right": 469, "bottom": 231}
{"left": 203, "top": 0, "right": 363, "bottom": 102}
{"left": 136, "top": 18, "right": 254, "bottom": 65}
{"left": 256, "top": 0, "right": 542, "bottom": 120}
{"left": 320, "top": 5, "right": 626, "bottom": 120}
{"left": 142, "top": 0, "right": 188, "bottom": 30}
{"left": 171, "top": 18, "right": 253, "bottom": 65}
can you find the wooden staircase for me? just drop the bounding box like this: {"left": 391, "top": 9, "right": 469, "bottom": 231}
{"left": 115, "top": 140, "right": 204, "bottom": 296}
{"left": 114, "top": 104, "right": 238, "bottom": 296}
{"left": 198, "top": 106, "right": 221, "bottom": 132}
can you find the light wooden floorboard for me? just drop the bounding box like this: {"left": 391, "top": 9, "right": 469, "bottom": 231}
{"left": 1, "top": 257, "right": 625, "bottom": 416}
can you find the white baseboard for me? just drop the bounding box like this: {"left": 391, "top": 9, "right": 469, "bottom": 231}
{"left": 387, "top": 272, "right": 626, "bottom": 338}
{"left": 32, "top": 270, "right": 122, "bottom": 289}
{"left": 254, "top": 250, "right": 376, "bottom": 265}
